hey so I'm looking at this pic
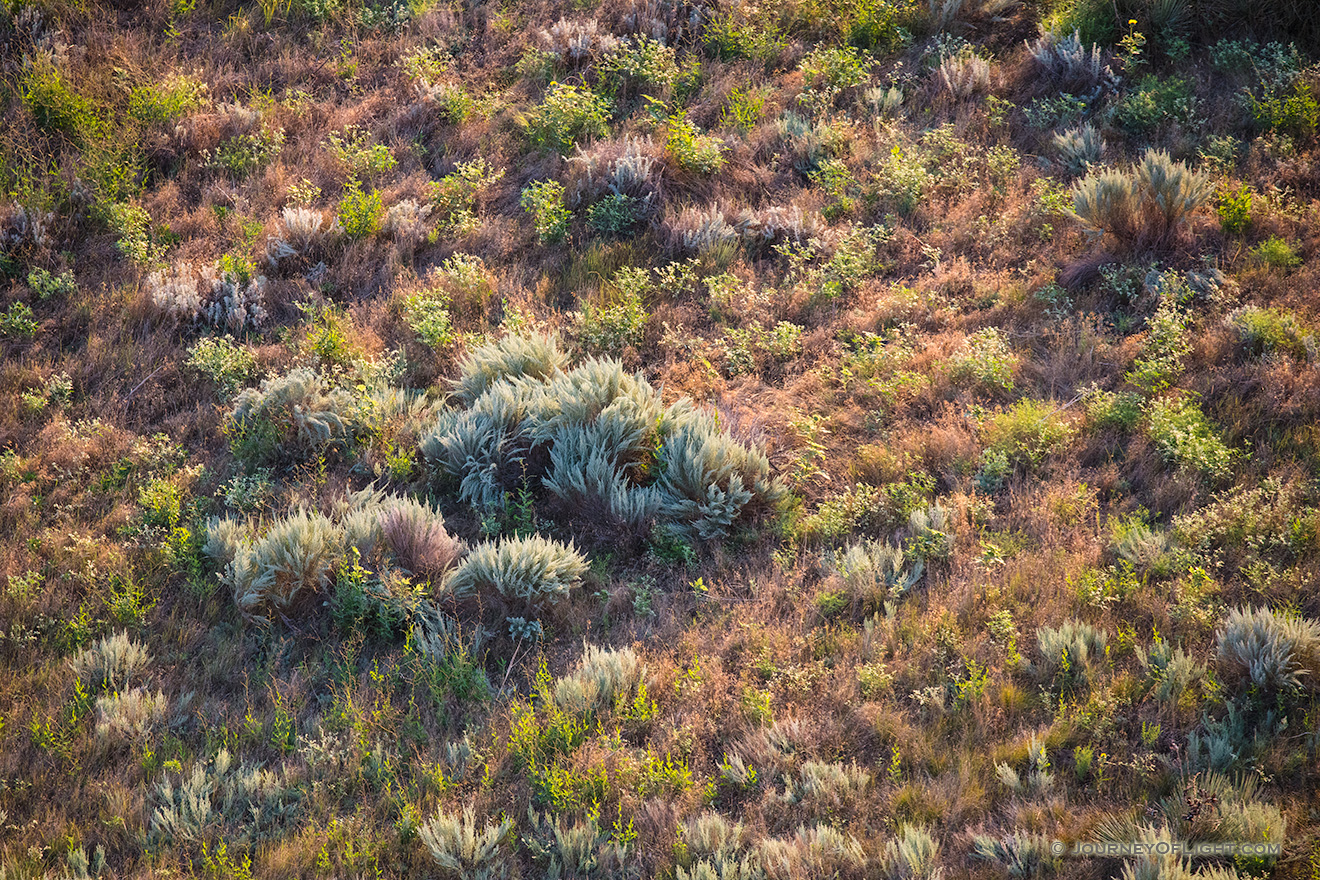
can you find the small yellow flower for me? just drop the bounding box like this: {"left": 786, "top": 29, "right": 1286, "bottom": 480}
{"left": 1129, "top": 18, "right": 1137, "bottom": 25}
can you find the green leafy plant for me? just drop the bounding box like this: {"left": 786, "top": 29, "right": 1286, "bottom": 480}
{"left": 520, "top": 180, "right": 571, "bottom": 243}
{"left": 1146, "top": 396, "right": 1234, "bottom": 481}
{"left": 665, "top": 117, "right": 726, "bottom": 175}
{"left": 336, "top": 181, "right": 384, "bottom": 238}
{"left": 525, "top": 82, "right": 611, "bottom": 154}
{"left": 1217, "top": 184, "right": 1252, "bottom": 234}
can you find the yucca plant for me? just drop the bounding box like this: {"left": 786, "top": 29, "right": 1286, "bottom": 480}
{"left": 445, "top": 534, "right": 588, "bottom": 609}
{"left": 418, "top": 805, "right": 514, "bottom": 879}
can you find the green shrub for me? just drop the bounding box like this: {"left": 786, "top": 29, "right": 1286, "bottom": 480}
{"left": 1228, "top": 305, "right": 1310, "bottom": 359}
{"left": 846, "top": 0, "right": 916, "bottom": 52}
{"left": 227, "top": 367, "right": 358, "bottom": 466}
{"left": 21, "top": 57, "right": 105, "bottom": 143}
{"left": 525, "top": 82, "right": 611, "bottom": 154}
{"left": 446, "top": 534, "right": 588, "bottom": 608}
{"left": 703, "top": 13, "right": 784, "bottom": 62}
{"left": 1145, "top": 396, "right": 1234, "bottom": 480}
{"left": 204, "top": 128, "right": 285, "bottom": 178}
{"left": 950, "top": 327, "right": 1018, "bottom": 392}
{"left": 1251, "top": 235, "right": 1301, "bottom": 271}
{"left": 721, "top": 87, "right": 766, "bottom": 132}
{"left": 1252, "top": 80, "right": 1319, "bottom": 139}
{"left": 1216, "top": 184, "right": 1252, "bottom": 234}
{"left": 833, "top": 538, "right": 923, "bottom": 609}
{"left": 800, "top": 45, "right": 868, "bottom": 92}
{"left": 576, "top": 269, "right": 648, "bottom": 354}
{"left": 1041, "top": 0, "right": 1116, "bottom": 45}
{"left": 601, "top": 35, "right": 679, "bottom": 94}
{"left": 324, "top": 125, "right": 398, "bottom": 179}
{"left": 0, "top": 303, "right": 39, "bottom": 340}
{"left": 585, "top": 192, "right": 643, "bottom": 236}
{"left": 129, "top": 75, "right": 206, "bottom": 126}
{"left": 1082, "top": 385, "right": 1145, "bottom": 432}
{"left": 336, "top": 182, "right": 384, "bottom": 238}
{"left": 1069, "top": 149, "right": 1212, "bottom": 251}
{"left": 403, "top": 286, "right": 455, "bottom": 349}
{"left": 1216, "top": 606, "right": 1320, "bottom": 708}
{"left": 186, "top": 336, "right": 256, "bottom": 400}
{"left": 1126, "top": 297, "right": 1191, "bottom": 392}
{"left": 429, "top": 159, "right": 506, "bottom": 235}
{"left": 981, "top": 399, "right": 1076, "bottom": 469}
{"left": 1109, "top": 75, "right": 1198, "bottom": 134}
{"left": 71, "top": 632, "right": 151, "bottom": 692}
{"left": 665, "top": 118, "right": 726, "bottom": 175}
{"left": 27, "top": 267, "right": 77, "bottom": 300}
{"left": 520, "top": 180, "right": 571, "bottom": 243}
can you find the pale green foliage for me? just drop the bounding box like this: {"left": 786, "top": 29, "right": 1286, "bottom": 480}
{"left": 421, "top": 335, "right": 784, "bottom": 539}
{"left": 1145, "top": 397, "right": 1234, "bottom": 480}
{"left": 666, "top": 117, "right": 727, "bottom": 175}
{"left": 1054, "top": 124, "right": 1104, "bottom": 175}
{"left": 96, "top": 687, "right": 169, "bottom": 741}
{"left": 71, "top": 631, "right": 151, "bottom": 691}
{"left": 419, "top": 806, "right": 513, "bottom": 879}
{"left": 228, "top": 367, "right": 358, "bottom": 464}
{"left": 833, "top": 539, "right": 923, "bottom": 606}
{"left": 950, "top": 327, "right": 1018, "bottom": 392}
{"left": 759, "top": 824, "right": 865, "bottom": 880}
{"left": 1036, "top": 619, "right": 1108, "bottom": 686}
{"left": 451, "top": 332, "right": 566, "bottom": 405}
{"left": 446, "top": 534, "right": 588, "bottom": 607}
{"left": 223, "top": 508, "right": 343, "bottom": 619}
{"left": 884, "top": 824, "right": 943, "bottom": 880}
{"left": 187, "top": 336, "right": 255, "bottom": 400}
{"left": 521, "top": 179, "right": 572, "bottom": 243}
{"left": 1069, "top": 149, "right": 1212, "bottom": 250}
{"left": 151, "top": 750, "right": 298, "bottom": 845}
{"left": 1137, "top": 637, "right": 1205, "bottom": 705}
{"left": 786, "top": 760, "right": 871, "bottom": 805}
{"left": 981, "top": 399, "right": 1075, "bottom": 468}
{"left": 525, "top": 82, "right": 611, "bottom": 154}
{"left": 971, "top": 832, "right": 1060, "bottom": 878}
{"left": 1216, "top": 606, "right": 1320, "bottom": 702}
{"left": 552, "top": 644, "right": 645, "bottom": 715}
{"left": 1127, "top": 297, "right": 1191, "bottom": 391}
{"left": 525, "top": 810, "right": 632, "bottom": 880}
{"left": 1228, "top": 305, "right": 1312, "bottom": 359}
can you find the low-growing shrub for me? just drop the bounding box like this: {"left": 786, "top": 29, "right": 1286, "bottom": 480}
{"left": 1145, "top": 396, "right": 1234, "bottom": 481}
{"left": 420, "top": 336, "right": 784, "bottom": 540}
{"left": 1228, "top": 306, "right": 1311, "bottom": 359}
{"left": 419, "top": 806, "right": 514, "bottom": 878}
{"left": 525, "top": 82, "right": 611, "bottom": 154}
{"left": 227, "top": 368, "right": 359, "bottom": 466}
{"left": 552, "top": 644, "right": 646, "bottom": 716}
{"left": 666, "top": 117, "right": 727, "bottom": 175}
{"left": 1216, "top": 606, "right": 1320, "bottom": 707}
{"left": 980, "top": 399, "right": 1075, "bottom": 469}
{"left": 1069, "top": 149, "right": 1212, "bottom": 252}
{"left": 186, "top": 336, "right": 255, "bottom": 400}
{"left": 336, "top": 182, "right": 384, "bottom": 238}
{"left": 950, "top": 327, "right": 1018, "bottom": 392}
{"left": 1251, "top": 235, "right": 1301, "bottom": 271}
{"left": 379, "top": 496, "right": 466, "bottom": 579}
{"left": 576, "top": 268, "right": 647, "bottom": 354}
{"left": 521, "top": 180, "right": 572, "bottom": 243}
{"left": 446, "top": 534, "right": 588, "bottom": 609}
{"left": 1036, "top": 618, "right": 1108, "bottom": 691}
{"left": 1054, "top": 124, "right": 1104, "bottom": 175}
{"left": 71, "top": 632, "right": 151, "bottom": 691}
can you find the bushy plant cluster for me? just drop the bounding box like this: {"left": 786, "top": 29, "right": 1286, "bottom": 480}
{"left": 420, "top": 334, "right": 785, "bottom": 540}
